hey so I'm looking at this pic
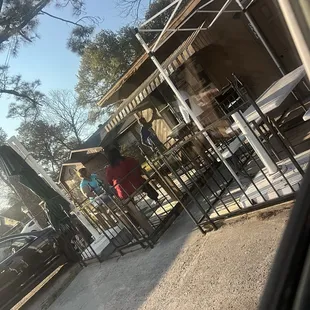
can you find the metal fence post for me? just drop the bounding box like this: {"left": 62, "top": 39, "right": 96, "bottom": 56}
{"left": 232, "top": 111, "right": 278, "bottom": 175}
{"left": 134, "top": 30, "right": 243, "bottom": 188}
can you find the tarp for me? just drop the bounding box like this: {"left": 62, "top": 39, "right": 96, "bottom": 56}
{"left": 0, "top": 145, "right": 71, "bottom": 231}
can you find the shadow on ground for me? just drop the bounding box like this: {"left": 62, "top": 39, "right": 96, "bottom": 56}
{"left": 47, "top": 204, "right": 290, "bottom": 310}
{"left": 47, "top": 207, "right": 201, "bottom": 310}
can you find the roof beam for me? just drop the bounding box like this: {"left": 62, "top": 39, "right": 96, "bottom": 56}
{"left": 197, "top": 9, "right": 241, "bottom": 13}
{"left": 208, "top": 0, "right": 233, "bottom": 29}
{"left": 152, "top": 0, "right": 184, "bottom": 52}
{"left": 140, "top": 0, "right": 180, "bottom": 28}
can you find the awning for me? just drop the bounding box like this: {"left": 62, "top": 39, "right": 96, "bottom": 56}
{"left": 105, "top": 30, "right": 199, "bottom": 132}
{"left": 97, "top": 0, "right": 203, "bottom": 107}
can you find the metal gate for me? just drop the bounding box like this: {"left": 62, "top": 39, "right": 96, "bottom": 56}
{"left": 65, "top": 76, "right": 308, "bottom": 260}
{"left": 139, "top": 77, "right": 308, "bottom": 234}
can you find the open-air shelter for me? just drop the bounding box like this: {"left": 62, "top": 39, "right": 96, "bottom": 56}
{"left": 56, "top": 0, "right": 310, "bottom": 261}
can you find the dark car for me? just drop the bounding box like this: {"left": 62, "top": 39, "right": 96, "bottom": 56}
{"left": 0, "top": 227, "right": 77, "bottom": 310}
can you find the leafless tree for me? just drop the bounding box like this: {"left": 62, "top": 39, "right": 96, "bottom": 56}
{"left": 43, "top": 89, "right": 91, "bottom": 145}
{"left": 117, "top": 0, "right": 152, "bottom": 20}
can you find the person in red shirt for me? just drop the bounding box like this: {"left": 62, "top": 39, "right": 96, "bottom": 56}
{"left": 105, "top": 147, "right": 159, "bottom": 201}
{"left": 105, "top": 147, "right": 158, "bottom": 235}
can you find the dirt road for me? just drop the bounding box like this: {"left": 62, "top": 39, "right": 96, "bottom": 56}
{"left": 47, "top": 206, "right": 290, "bottom": 310}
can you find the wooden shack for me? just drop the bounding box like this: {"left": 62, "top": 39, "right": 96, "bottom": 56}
{"left": 98, "top": 0, "right": 305, "bottom": 141}
{"left": 60, "top": 0, "right": 308, "bottom": 203}
{"left": 58, "top": 118, "right": 149, "bottom": 200}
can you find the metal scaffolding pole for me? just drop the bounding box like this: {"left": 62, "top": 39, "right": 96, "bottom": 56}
{"left": 234, "top": 0, "right": 286, "bottom": 76}
{"left": 140, "top": 0, "right": 180, "bottom": 28}
{"left": 208, "top": 0, "right": 232, "bottom": 28}
{"left": 135, "top": 30, "right": 243, "bottom": 188}
{"left": 235, "top": 0, "right": 308, "bottom": 106}
{"left": 150, "top": 0, "right": 215, "bottom": 52}
{"left": 232, "top": 112, "right": 278, "bottom": 175}
{"left": 277, "top": 0, "right": 310, "bottom": 79}
{"left": 139, "top": 0, "right": 297, "bottom": 81}
{"left": 152, "top": 0, "right": 184, "bottom": 52}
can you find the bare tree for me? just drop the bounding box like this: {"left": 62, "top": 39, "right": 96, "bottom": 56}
{"left": 116, "top": 0, "right": 174, "bottom": 21}
{"left": 17, "top": 120, "right": 74, "bottom": 178}
{"left": 43, "top": 89, "right": 90, "bottom": 145}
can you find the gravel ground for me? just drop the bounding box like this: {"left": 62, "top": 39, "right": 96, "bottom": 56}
{"left": 48, "top": 207, "right": 290, "bottom": 310}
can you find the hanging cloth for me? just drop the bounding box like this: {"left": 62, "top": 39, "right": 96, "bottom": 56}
{"left": 175, "top": 90, "right": 203, "bottom": 124}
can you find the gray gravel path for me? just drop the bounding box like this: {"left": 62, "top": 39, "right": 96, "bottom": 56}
{"left": 48, "top": 207, "right": 290, "bottom": 310}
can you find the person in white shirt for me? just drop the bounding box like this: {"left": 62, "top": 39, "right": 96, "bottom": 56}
{"left": 174, "top": 89, "right": 214, "bottom": 167}
{"left": 175, "top": 90, "right": 203, "bottom": 124}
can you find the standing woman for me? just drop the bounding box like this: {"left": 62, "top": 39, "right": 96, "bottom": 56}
{"left": 105, "top": 147, "right": 158, "bottom": 235}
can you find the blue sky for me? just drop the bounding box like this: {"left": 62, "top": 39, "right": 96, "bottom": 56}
{"left": 0, "top": 0, "right": 150, "bottom": 136}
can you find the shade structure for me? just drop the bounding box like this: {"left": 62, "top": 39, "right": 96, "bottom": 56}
{"left": 0, "top": 145, "right": 71, "bottom": 231}
{"left": 104, "top": 30, "right": 198, "bottom": 132}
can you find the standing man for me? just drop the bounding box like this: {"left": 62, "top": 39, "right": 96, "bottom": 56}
{"left": 138, "top": 117, "right": 165, "bottom": 152}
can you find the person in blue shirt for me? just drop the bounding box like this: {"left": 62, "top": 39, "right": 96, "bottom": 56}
{"left": 78, "top": 167, "right": 116, "bottom": 228}
{"left": 79, "top": 168, "right": 103, "bottom": 199}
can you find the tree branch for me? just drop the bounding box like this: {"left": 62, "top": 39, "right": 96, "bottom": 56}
{"left": 0, "top": 0, "right": 50, "bottom": 44}
{"left": 52, "top": 136, "right": 73, "bottom": 150}
{"left": 117, "top": 0, "right": 143, "bottom": 19}
{"left": 0, "top": 89, "right": 42, "bottom": 106}
{"left": 19, "top": 31, "right": 33, "bottom": 43}
{"left": 41, "top": 10, "right": 85, "bottom": 27}
{"left": 56, "top": 0, "right": 71, "bottom": 8}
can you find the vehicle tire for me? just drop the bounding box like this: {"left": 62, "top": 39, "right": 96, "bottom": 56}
{"left": 58, "top": 236, "right": 81, "bottom": 263}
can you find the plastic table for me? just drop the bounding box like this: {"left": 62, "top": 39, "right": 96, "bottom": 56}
{"left": 226, "top": 65, "right": 306, "bottom": 134}
{"left": 228, "top": 65, "right": 306, "bottom": 175}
